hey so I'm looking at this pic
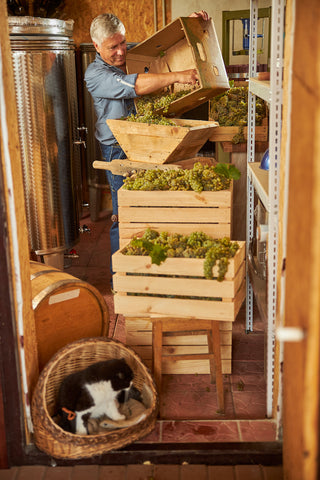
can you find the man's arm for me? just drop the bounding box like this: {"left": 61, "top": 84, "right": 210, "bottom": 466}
{"left": 134, "top": 69, "right": 198, "bottom": 96}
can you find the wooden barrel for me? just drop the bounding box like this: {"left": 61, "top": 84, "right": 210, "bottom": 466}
{"left": 30, "top": 261, "right": 109, "bottom": 371}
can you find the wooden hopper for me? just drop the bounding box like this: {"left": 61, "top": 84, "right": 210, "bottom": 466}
{"left": 106, "top": 118, "right": 218, "bottom": 164}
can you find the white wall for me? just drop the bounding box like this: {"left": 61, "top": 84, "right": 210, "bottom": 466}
{"left": 171, "top": 0, "right": 272, "bottom": 65}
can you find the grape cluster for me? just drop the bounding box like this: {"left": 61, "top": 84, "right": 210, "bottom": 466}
{"left": 123, "top": 228, "right": 240, "bottom": 281}
{"left": 210, "top": 86, "right": 267, "bottom": 127}
{"left": 123, "top": 162, "right": 231, "bottom": 192}
{"left": 126, "top": 89, "right": 192, "bottom": 125}
{"left": 126, "top": 112, "right": 176, "bottom": 126}
{"left": 136, "top": 90, "right": 192, "bottom": 115}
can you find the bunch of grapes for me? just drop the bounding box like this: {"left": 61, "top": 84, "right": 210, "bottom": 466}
{"left": 210, "top": 86, "right": 267, "bottom": 127}
{"left": 123, "top": 228, "right": 239, "bottom": 281}
{"left": 123, "top": 162, "right": 231, "bottom": 192}
{"left": 126, "top": 89, "right": 193, "bottom": 125}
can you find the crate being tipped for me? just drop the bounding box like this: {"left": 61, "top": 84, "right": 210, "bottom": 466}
{"left": 126, "top": 16, "right": 230, "bottom": 117}
{"left": 107, "top": 118, "right": 218, "bottom": 164}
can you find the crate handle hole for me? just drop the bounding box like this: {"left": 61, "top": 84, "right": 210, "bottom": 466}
{"left": 196, "top": 42, "right": 207, "bottom": 62}
{"left": 212, "top": 65, "right": 219, "bottom": 76}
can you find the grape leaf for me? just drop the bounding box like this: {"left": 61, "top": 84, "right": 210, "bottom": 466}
{"left": 214, "top": 163, "right": 241, "bottom": 180}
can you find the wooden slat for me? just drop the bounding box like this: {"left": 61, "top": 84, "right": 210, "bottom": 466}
{"left": 119, "top": 206, "right": 231, "bottom": 223}
{"left": 118, "top": 188, "right": 232, "bottom": 207}
{"left": 114, "top": 294, "right": 237, "bottom": 321}
{"left": 113, "top": 262, "right": 245, "bottom": 299}
{"left": 0, "top": 2, "right": 38, "bottom": 446}
{"left": 126, "top": 330, "right": 232, "bottom": 346}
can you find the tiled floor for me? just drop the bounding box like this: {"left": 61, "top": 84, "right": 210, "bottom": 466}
{"left": 62, "top": 208, "right": 277, "bottom": 444}
{"left": 0, "top": 464, "right": 284, "bottom": 479}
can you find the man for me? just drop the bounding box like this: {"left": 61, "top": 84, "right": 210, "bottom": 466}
{"left": 85, "top": 11, "right": 209, "bottom": 272}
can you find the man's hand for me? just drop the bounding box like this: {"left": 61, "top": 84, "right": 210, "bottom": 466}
{"left": 135, "top": 69, "right": 199, "bottom": 96}
{"left": 189, "top": 10, "right": 209, "bottom": 21}
{"left": 175, "top": 69, "right": 199, "bottom": 85}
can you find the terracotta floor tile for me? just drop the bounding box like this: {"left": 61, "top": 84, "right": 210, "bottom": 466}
{"left": 153, "top": 464, "right": 180, "bottom": 480}
{"left": 234, "top": 465, "right": 264, "bottom": 480}
{"left": 70, "top": 465, "right": 99, "bottom": 480}
{"left": 232, "top": 390, "right": 267, "bottom": 419}
{"left": 161, "top": 420, "right": 240, "bottom": 443}
{"left": 126, "top": 464, "right": 153, "bottom": 480}
{"left": 239, "top": 420, "right": 277, "bottom": 441}
{"left": 180, "top": 464, "right": 207, "bottom": 480}
{"left": 136, "top": 421, "right": 161, "bottom": 443}
{"left": 99, "top": 465, "right": 126, "bottom": 480}
{"left": 42, "top": 466, "right": 73, "bottom": 480}
{"left": 208, "top": 465, "right": 235, "bottom": 480}
{"left": 14, "top": 466, "right": 47, "bottom": 480}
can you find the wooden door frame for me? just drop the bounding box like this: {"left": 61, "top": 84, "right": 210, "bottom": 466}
{"left": 282, "top": 0, "right": 320, "bottom": 479}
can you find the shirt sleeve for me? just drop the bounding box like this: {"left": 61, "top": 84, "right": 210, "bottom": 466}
{"left": 85, "top": 63, "right": 139, "bottom": 100}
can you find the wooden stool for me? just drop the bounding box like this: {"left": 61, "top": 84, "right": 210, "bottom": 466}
{"left": 151, "top": 317, "right": 224, "bottom": 412}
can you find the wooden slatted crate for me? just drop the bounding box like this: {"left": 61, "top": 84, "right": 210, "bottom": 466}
{"left": 118, "top": 186, "right": 233, "bottom": 249}
{"left": 208, "top": 117, "right": 268, "bottom": 143}
{"left": 106, "top": 118, "right": 218, "bottom": 164}
{"left": 126, "top": 17, "right": 230, "bottom": 117}
{"left": 124, "top": 317, "right": 233, "bottom": 374}
{"left": 112, "top": 241, "right": 246, "bottom": 322}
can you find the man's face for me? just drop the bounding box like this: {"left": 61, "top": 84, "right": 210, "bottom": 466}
{"left": 94, "top": 33, "right": 127, "bottom": 67}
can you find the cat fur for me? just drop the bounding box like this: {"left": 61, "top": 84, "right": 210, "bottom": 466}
{"left": 57, "top": 358, "right": 134, "bottom": 435}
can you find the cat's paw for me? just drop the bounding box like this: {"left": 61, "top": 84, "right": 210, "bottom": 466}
{"left": 113, "top": 412, "right": 126, "bottom": 421}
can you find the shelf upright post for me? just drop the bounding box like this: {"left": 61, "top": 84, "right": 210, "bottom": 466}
{"left": 266, "top": 0, "right": 285, "bottom": 418}
{"left": 246, "top": 0, "right": 259, "bottom": 333}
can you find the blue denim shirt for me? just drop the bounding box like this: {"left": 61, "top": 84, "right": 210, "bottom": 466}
{"left": 84, "top": 53, "right": 138, "bottom": 145}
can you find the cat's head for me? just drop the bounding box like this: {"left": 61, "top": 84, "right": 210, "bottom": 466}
{"left": 111, "top": 358, "right": 134, "bottom": 391}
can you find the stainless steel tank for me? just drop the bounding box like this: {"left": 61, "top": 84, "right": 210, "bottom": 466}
{"left": 79, "top": 43, "right": 107, "bottom": 222}
{"left": 9, "top": 16, "right": 82, "bottom": 267}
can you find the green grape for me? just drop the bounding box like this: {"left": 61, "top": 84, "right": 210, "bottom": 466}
{"left": 123, "top": 229, "right": 239, "bottom": 281}
{"left": 123, "top": 162, "right": 233, "bottom": 192}
{"left": 210, "top": 86, "right": 267, "bottom": 128}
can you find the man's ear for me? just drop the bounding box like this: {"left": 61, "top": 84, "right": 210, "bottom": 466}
{"left": 93, "top": 41, "right": 100, "bottom": 53}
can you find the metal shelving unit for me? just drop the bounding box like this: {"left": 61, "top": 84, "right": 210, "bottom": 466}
{"left": 246, "top": 0, "right": 285, "bottom": 417}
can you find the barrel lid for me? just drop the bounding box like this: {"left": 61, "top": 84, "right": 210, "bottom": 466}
{"left": 8, "top": 16, "right": 74, "bottom": 36}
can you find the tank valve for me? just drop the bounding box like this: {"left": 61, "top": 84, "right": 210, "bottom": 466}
{"left": 79, "top": 224, "right": 91, "bottom": 234}
{"left": 64, "top": 249, "right": 79, "bottom": 259}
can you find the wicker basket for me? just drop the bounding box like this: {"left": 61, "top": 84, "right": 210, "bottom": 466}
{"left": 31, "top": 337, "right": 159, "bottom": 459}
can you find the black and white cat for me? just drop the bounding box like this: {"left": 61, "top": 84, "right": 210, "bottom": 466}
{"left": 57, "top": 358, "right": 134, "bottom": 434}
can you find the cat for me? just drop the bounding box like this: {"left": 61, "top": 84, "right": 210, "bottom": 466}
{"left": 57, "top": 358, "right": 134, "bottom": 435}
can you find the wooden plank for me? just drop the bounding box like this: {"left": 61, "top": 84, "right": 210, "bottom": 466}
{"left": 126, "top": 330, "right": 232, "bottom": 347}
{"left": 131, "top": 344, "right": 231, "bottom": 360}
{"left": 128, "top": 353, "right": 232, "bottom": 375}
{"left": 118, "top": 188, "right": 232, "bottom": 207}
{"left": 209, "top": 124, "right": 268, "bottom": 142}
{"left": 113, "top": 261, "right": 245, "bottom": 298}
{"left": 125, "top": 317, "right": 233, "bottom": 332}
{"left": 114, "top": 294, "right": 238, "bottom": 321}
{"left": 0, "top": 2, "right": 39, "bottom": 446}
{"left": 118, "top": 205, "right": 231, "bottom": 223}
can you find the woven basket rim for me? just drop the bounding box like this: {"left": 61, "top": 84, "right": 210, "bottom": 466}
{"left": 32, "top": 336, "right": 158, "bottom": 441}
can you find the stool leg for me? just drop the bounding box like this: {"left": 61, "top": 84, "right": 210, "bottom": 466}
{"left": 152, "top": 320, "right": 163, "bottom": 395}
{"left": 210, "top": 322, "right": 224, "bottom": 413}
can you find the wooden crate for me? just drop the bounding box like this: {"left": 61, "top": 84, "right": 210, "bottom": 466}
{"left": 126, "top": 17, "right": 229, "bottom": 117}
{"left": 118, "top": 186, "right": 233, "bottom": 249}
{"left": 106, "top": 118, "right": 218, "bottom": 164}
{"left": 208, "top": 117, "right": 268, "bottom": 143}
{"left": 112, "top": 241, "right": 246, "bottom": 322}
{"left": 124, "top": 317, "right": 232, "bottom": 374}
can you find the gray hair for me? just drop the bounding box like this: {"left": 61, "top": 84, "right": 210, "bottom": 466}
{"left": 90, "top": 13, "right": 126, "bottom": 46}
